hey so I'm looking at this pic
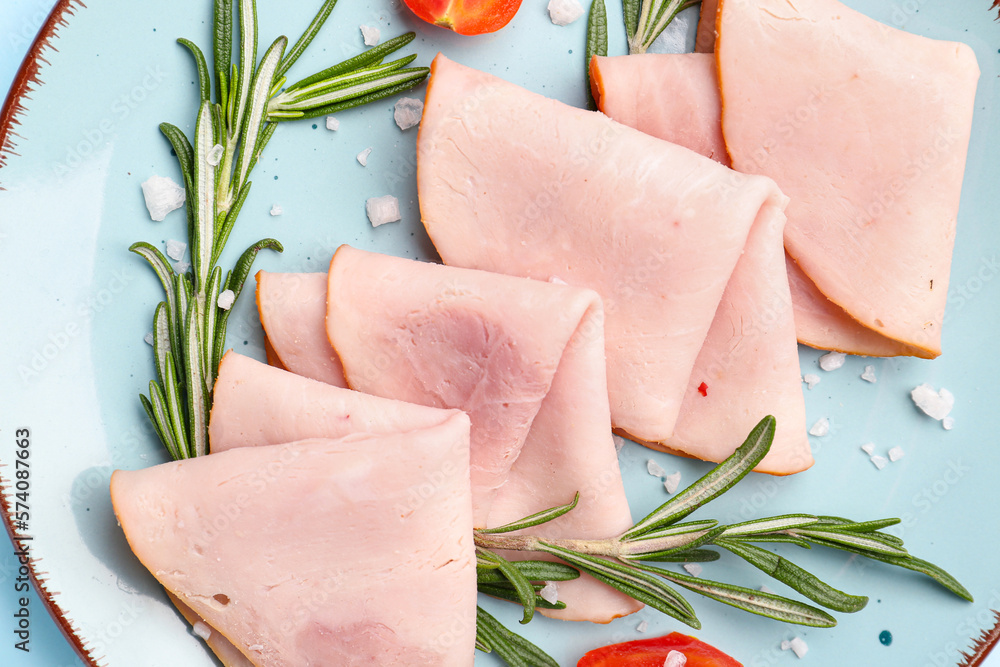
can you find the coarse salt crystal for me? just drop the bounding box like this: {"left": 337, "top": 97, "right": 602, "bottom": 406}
{"left": 802, "top": 373, "right": 820, "bottom": 389}
{"left": 819, "top": 351, "right": 846, "bottom": 371}
{"left": 808, "top": 418, "right": 830, "bottom": 437}
{"left": 217, "top": 289, "right": 236, "bottom": 310}
{"left": 789, "top": 637, "right": 808, "bottom": 658}
{"left": 193, "top": 621, "right": 212, "bottom": 640}
{"left": 647, "top": 459, "right": 666, "bottom": 477}
{"left": 325, "top": 116, "right": 340, "bottom": 131}
{"left": 539, "top": 581, "right": 559, "bottom": 605}
{"left": 663, "top": 650, "right": 687, "bottom": 667}
{"left": 636, "top": 620, "right": 649, "bottom": 633}
{"left": 683, "top": 563, "right": 703, "bottom": 577}
{"left": 365, "top": 195, "right": 401, "bottom": 227}
{"left": 547, "top": 0, "right": 585, "bottom": 25}
{"left": 394, "top": 97, "right": 424, "bottom": 130}
{"left": 613, "top": 434, "right": 627, "bottom": 453}
{"left": 780, "top": 640, "right": 792, "bottom": 651}
{"left": 175, "top": 260, "right": 191, "bottom": 273}
{"left": 207, "top": 144, "right": 224, "bottom": 167}
{"left": 870, "top": 455, "right": 888, "bottom": 470}
{"left": 357, "top": 147, "right": 373, "bottom": 167}
{"left": 664, "top": 471, "right": 681, "bottom": 495}
{"left": 943, "top": 416, "right": 955, "bottom": 430}
{"left": 166, "top": 239, "right": 187, "bottom": 260}
{"left": 911, "top": 384, "right": 954, "bottom": 420}
{"left": 141, "top": 175, "right": 186, "bottom": 221}
{"left": 760, "top": 584, "right": 774, "bottom": 594}
{"left": 144, "top": 332, "right": 155, "bottom": 346}
{"left": 270, "top": 204, "right": 283, "bottom": 216}
{"left": 888, "top": 446, "right": 905, "bottom": 462}
{"left": 861, "top": 442, "right": 875, "bottom": 455}
{"left": 360, "top": 24, "right": 380, "bottom": 46}
{"left": 861, "top": 365, "right": 877, "bottom": 383}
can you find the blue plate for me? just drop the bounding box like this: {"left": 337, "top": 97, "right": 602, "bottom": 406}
{"left": 1, "top": 1, "right": 999, "bottom": 665}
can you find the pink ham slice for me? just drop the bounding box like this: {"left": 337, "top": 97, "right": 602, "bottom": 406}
{"left": 418, "top": 54, "right": 797, "bottom": 466}
{"left": 324, "top": 245, "right": 640, "bottom": 622}
{"left": 256, "top": 271, "right": 347, "bottom": 387}
{"left": 111, "top": 413, "right": 476, "bottom": 667}
{"left": 590, "top": 52, "right": 955, "bottom": 359}
{"left": 718, "top": 0, "right": 980, "bottom": 357}
{"left": 590, "top": 53, "right": 809, "bottom": 472}
{"left": 694, "top": 0, "right": 719, "bottom": 53}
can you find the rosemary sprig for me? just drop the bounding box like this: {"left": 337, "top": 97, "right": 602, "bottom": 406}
{"left": 131, "top": 0, "right": 428, "bottom": 461}
{"left": 475, "top": 416, "right": 972, "bottom": 665}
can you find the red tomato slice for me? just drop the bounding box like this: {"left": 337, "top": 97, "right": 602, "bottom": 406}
{"left": 577, "top": 632, "right": 743, "bottom": 667}
{"left": 402, "top": 0, "right": 522, "bottom": 35}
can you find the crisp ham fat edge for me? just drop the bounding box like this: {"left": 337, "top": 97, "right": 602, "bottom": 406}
{"left": 417, "top": 54, "right": 810, "bottom": 473}
{"left": 112, "top": 353, "right": 477, "bottom": 666}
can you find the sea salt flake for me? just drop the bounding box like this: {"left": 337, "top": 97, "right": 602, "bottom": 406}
{"left": 861, "top": 442, "right": 875, "bottom": 455}
{"left": 206, "top": 143, "right": 224, "bottom": 166}
{"left": 802, "top": 373, "right": 821, "bottom": 389}
{"left": 647, "top": 459, "right": 666, "bottom": 477}
{"left": 942, "top": 416, "right": 955, "bottom": 430}
{"left": 217, "top": 289, "right": 236, "bottom": 310}
{"left": 636, "top": 620, "right": 649, "bottom": 633}
{"left": 547, "top": 0, "right": 585, "bottom": 25}
{"left": 911, "top": 383, "right": 954, "bottom": 420}
{"left": 166, "top": 239, "right": 187, "bottom": 260}
{"left": 760, "top": 584, "right": 774, "bottom": 594}
{"left": 861, "top": 365, "right": 877, "bottom": 383}
{"left": 141, "top": 175, "right": 186, "bottom": 221}
{"left": 144, "top": 332, "right": 155, "bottom": 346}
{"left": 193, "top": 621, "right": 212, "bottom": 640}
{"left": 870, "top": 454, "right": 889, "bottom": 470}
{"left": 539, "top": 582, "right": 559, "bottom": 605}
{"left": 394, "top": 97, "right": 424, "bottom": 130}
{"left": 789, "top": 637, "right": 808, "bottom": 658}
{"left": 360, "top": 24, "right": 380, "bottom": 46}
{"left": 888, "top": 446, "right": 905, "bottom": 462}
{"left": 663, "top": 650, "right": 687, "bottom": 667}
{"left": 808, "top": 418, "right": 830, "bottom": 437}
{"left": 325, "top": 116, "right": 340, "bottom": 131}
{"left": 780, "top": 640, "right": 792, "bottom": 651}
{"left": 366, "top": 195, "right": 401, "bottom": 227}
{"left": 270, "top": 204, "right": 283, "bottom": 216}
{"left": 664, "top": 471, "right": 681, "bottom": 495}
{"left": 819, "top": 351, "right": 847, "bottom": 371}
{"left": 613, "top": 434, "right": 628, "bottom": 454}
{"left": 357, "top": 147, "right": 373, "bottom": 166}
{"left": 683, "top": 563, "right": 703, "bottom": 577}
{"left": 174, "top": 260, "right": 191, "bottom": 273}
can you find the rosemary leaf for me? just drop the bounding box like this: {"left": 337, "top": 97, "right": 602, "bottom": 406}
{"left": 276, "top": 0, "right": 339, "bottom": 78}
{"left": 641, "top": 565, "right": 838, "bottom": 627}
{"left": 178, "top": 38, "right": 212, "bottom": 103}
{"left": 234, "top": 36, "right": 286, "bottom": 188}
{"left": 478, "top": 494, "right": 579, "bottom": 535}
{"left": 231, "top": 0, "right": 258, "bottom": 139}
{"left": 717, "top": 538, "right": 868, "bottom": 613}
{"left": 213, "top": 0, "right": 233, "bottom": 104}
{"left": 624, "top": 415, "right": 774, "bottom": 538}
{"left": 475, "top": 607, "right": 560, "bottom": 667}
{"left": 719, "top": 514, "right": 819, "bottom": 538}
{"left": 477, "top": 560, "right": 581, "bottom": 584}
{"left": 286, "top": 76, "right": 430, "bottom": 120}
{"left": 285, "top": 32, "right": 417, "bottom": 92}
{"left": 477, "top": 550, "right": 539, "bottom": 624}
{"left": 585, "top": 0, "right": 607, "bottom": 110}
{"left": 539, "top": 542, "right": 700, "bottom": 628}
{"left": 792, "top": 527, "right": 909, "bottom": 557}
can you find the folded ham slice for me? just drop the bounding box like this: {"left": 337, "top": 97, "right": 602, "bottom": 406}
{"left": 111, "top": 412, "right": 476, "bottom": 667}
{"left": 323, "top": 245, "right": 639, "bottom": 621}
{"left": 694, "top": 0, "right": 719, "bottom": 53}
{"left": 418, "top": 54, "right": 806, "bottom": 472}
{"left": 590, "top": 49, "right": 969, "bottom": 359}
{"left": 718, "top": 0, "right": 980, "bottom": 357}
{"left": 256, "top": 271, "right": 347, "bottom": 387}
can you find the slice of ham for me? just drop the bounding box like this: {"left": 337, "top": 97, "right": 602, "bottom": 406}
{"left": 718, "top": 0, "right": 980, "bottom": 357}
{"left": 418, "top": 54, "right": 799, "bottom": 467}
{"left": 324, "top": 245, "right": 640, "bottom": 621}
{"left": 168, "top": 592, "right": 254, "bottom": 667}
{"left": 590, "top": 51, "right": 958, "bottom": 358}
{"left": 256, "top": 271, "right": 347, "bottom": 387}
{"left": 694, "top": 0, "right": 719, "bottom": 53}
{"left": 111, "top": 415, "right": 476, "bottom": 667}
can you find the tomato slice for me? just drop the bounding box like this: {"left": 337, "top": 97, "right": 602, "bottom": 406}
{"left": 577, "top": 632, "right": 743, "bottom": 667}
